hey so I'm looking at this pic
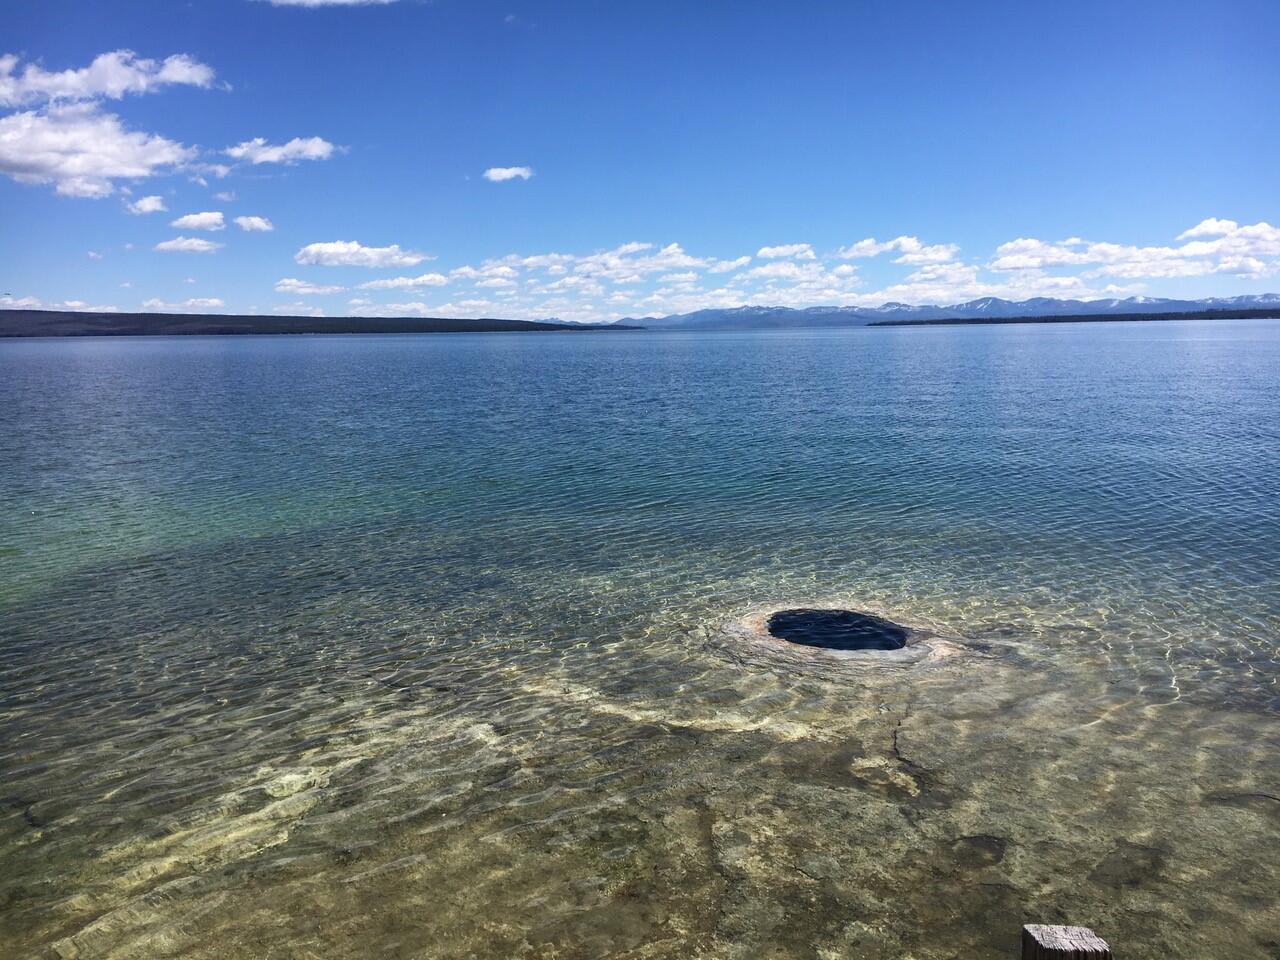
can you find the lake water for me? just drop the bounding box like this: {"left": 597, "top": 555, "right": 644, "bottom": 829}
{"left": 1, "top": 320, "right": 1277, "bottom": 959}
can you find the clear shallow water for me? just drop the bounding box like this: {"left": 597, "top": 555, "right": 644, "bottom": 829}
{"left": 1, "top": 320, "right": 1277, "bottom": 959}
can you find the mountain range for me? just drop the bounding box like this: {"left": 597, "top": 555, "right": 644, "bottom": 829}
{"left": 625, "top": 293, "right": 1280, "bottom": 330}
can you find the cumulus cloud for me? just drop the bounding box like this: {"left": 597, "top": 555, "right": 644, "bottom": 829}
{"left": 352, "top": 299, "right": 504, "bottom": 319}
{"left": 0, "top": 103, "right": 195, "bottom": 197}
{"left": 988, "top": 237, "right": 1091, "bottom": 270}
{"left": 32, "top": 217, "right": 1263, "bottom": 325}
{"left": 359, "top": 272, "right": 449, "bottom": 290}
{"left": 275, "top": 278, "right": 344, "bottom": 295}
{"left": 895, "top": 243, "right": 958, "bottom": 265}
{"left": 234, "top": 215, "right": 274, "bottom": 232}
{"left": 1, "top": 294, "right": 119, "bottom": 311}
{"left": 483, "top": 166, "right": 533, "bottom": 182}
{"left": 0, "top": 295, "right": 42, "bottom": 308}
{"left": 294, "top": 240, "right": 427, "bottom": 268}
{"left": 757, "top": 243, "right": 814, "bottom": 260}
{"left": 141, "top": 297, "right": 225, "bottom": 311}
{"left": 126, "top": 194, "right": 166, "bottom": 214}
{"left": 508, "top": 252, "right": 574, "bottom": 269}
{"left": 451, "top": 263, "right": 517, "bottom": 280}
{"left": 0, "top": 54, "right": 208, "bottom": 199}
{"left": 170, "top": 210, "right": 224, "bottom": 231}
{"left": 990, "top": 220, "right": 1280, "bottom": 279}
{"left": 225, "top": 136, "right": 335, "bottom": 165}
{"left": 838, "top": 235, "right": 921, "bottom": 259}
{"left": 574, "top": 241, "right": 706, "bottom": 281}
{"left": 155, "top": 236, "right": 222, "bottom": 253}
{"left": 743, "top": 260, "right": 827, "bottom": 282}
{"left": 0, "top": 51, "right": 215, "bottom": 107}
{"left": 707, "top": 256, "right": 751, "bottom": 273}
{"left": 1177, "top": 218, "right": 1239, "bottom": 240}
{"left": 188, "top": 163, "right": 230, "bottom": 185}
{"left": 338, "top": 221, "right": 1272, "bottom": 323}
{"left": 273, "top": 302, "right": 327, "bottom": 317}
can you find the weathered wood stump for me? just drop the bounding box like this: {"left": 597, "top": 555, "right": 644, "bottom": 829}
{"left": 1022, "top": 924, "right": 1112, "bottom": 959}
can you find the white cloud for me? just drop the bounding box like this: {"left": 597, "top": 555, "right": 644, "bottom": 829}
{"left": 358, "top": 272, "right": 449, "bottom": 290}
{"left": 451, "top": 263, "right": 517, "bottom": 280}
{"left": 273, "top": 302, "right": 327, "bottom": 316}
{"left": 1177, "top": 218, "right": 1238, "bottom": 240}
{"left": 756, "top": 243, "right": 814, "bottom": 260}
{"left": 511, "top": 252, "right": 574, "bottom": 269}
{"left": 895, "top": 243, "right": 958, "bottom": 265}
{"left": 225, "top": 136, "right": 335, "bottom": 165}
{"left": 114, "top": 222, "right": 1273, "bottom": 325}
{"left": 1215, "top": 255, "right": 1270, "bottom": 278}
{"left": 707, "top": 256, "right": 751, "bottom": 273}
{"left": 188, "top": 163, "right": 230, "bottom": 185}
{"left": 141, "top": 297, "right": 224, "bottom": 311}
{"left": 170, "top": 210, "right": 224, "bottom": 231}
{"left": 126, "top": 194, "right": 166, "bottom": 214}
{"left": 0, "top": 294, "right": 42, "bottom": 308}
{"left": 155, "top": 236, "right": 222, "bottom": 253}
{"left": 575, "top": 241, "right": 706, "bottom": 281}
{"left": 743, "top": 260, "right": 824, "bottom": 281}
{"left": 837, "top": 235, "right": 924, "bottom": 259}
{"left": 275, "top": 278, "right": 344, "bottom": 295}
{"left": 234, "top": 215, "right": 274, "bottom": 232}
{"left": 294, "top": 240, "right": 427, "bottom": 268}
{"left": 0, "top": 103, "right": 194, "bottom": 197}
{"left": 0, "top": 294, "right": 120, "bottom": 311}
{"left": 0, "top": 51, "right": 215, "bottom": 107}
{"left": 988, "top": 237, "right": 1091, "bottom": 270}
{"left": 483, "top": 166, "right": 533, "bottom": 182}
{"left": 355, "top": 298, "right": 505, "bottom": 319}
{"left": 214, "top": 190, "right": 235, "bottom": 202}
{"left": 991, "top": 220, "right": 1280, "bottom": 280}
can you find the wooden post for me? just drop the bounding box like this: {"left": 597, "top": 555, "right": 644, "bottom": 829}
{"left": 1022, "top": 924, "right": 1111, "bottom": 959}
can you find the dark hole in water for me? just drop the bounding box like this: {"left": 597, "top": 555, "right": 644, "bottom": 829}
{"left": 766, "top": 609, "right": 908, "bottom": 651}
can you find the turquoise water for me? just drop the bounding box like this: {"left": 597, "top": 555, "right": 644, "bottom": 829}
{"left": 1, "top": 320, "right": 1277, "bottom": 958}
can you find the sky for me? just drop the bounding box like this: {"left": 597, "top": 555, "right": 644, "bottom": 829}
{"left": 2, "top": 0, "right": 1278, "bottom": 322}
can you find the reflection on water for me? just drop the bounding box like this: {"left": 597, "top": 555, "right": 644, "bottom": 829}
{"left": 1, "top": 321, "right": 1277, "bottom": 958}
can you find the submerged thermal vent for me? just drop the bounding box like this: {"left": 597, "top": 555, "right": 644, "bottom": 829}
{"left": 766, "top": 608, "right": 909, "bottom": 651}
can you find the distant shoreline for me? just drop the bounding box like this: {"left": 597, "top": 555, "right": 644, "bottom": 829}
{"left": 5, "top": 306, "right": 1279, "bottom": 339}
{"left": 0, "top": 309, "right": 637, "bottom": 338}
{"left": 868, "top": 307, "right": 1280, "bottom": 327}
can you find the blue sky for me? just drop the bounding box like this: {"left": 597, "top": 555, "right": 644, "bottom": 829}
{"left": 2, "top": 0, "right": 1278, "bottom": 321}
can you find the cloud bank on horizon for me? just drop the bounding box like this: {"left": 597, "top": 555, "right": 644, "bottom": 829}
{"left": 2, "top": 1, "right": 1277, "bottom": 320}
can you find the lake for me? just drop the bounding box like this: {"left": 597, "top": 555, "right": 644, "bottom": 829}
{"left": 1, "top": 319, "right": 1277, "bottom": 958}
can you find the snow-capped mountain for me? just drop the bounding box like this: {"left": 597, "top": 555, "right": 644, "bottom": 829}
{"left": 627, "top": 294, "right": 1280, "bottom": 330}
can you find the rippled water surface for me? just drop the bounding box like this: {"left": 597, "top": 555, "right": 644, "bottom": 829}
{"left": 2, "top": 320, "right": 1278, "bottom": 959}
